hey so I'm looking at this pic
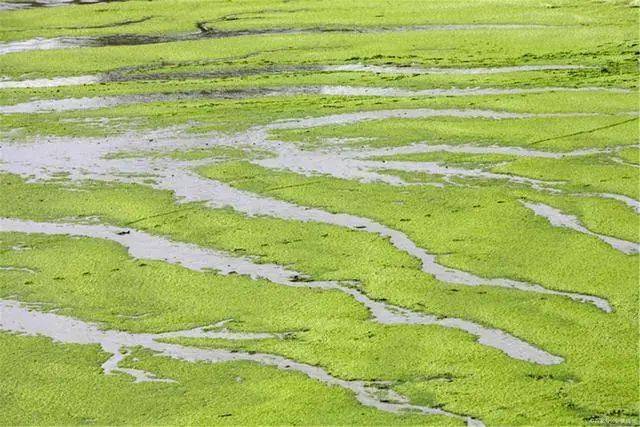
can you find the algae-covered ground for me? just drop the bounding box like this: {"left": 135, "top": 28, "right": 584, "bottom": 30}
{"left": 0, "top": 0, "right": 638, "bottom": 425}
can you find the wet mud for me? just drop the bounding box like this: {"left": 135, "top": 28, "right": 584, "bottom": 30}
{"left": 1, "top": 0, "right": 126, "bottom": 8}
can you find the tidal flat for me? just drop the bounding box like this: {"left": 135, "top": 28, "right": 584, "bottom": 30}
{"left": 0, "top": 0, "right": 638, "bottom": 425}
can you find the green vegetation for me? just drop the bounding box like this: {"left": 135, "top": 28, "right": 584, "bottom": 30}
{"left": 0, "top": 0, "right": 637, "bottom": 425}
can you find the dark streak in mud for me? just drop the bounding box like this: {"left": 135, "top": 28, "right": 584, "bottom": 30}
{"left": 53, "top": 15, "right": 153, "bottom": 30}
{"left": 3, "top": 0, "right": 127, "bottom": 9}
{"left": 0, "top": 23, "right": 569, "bottom": 54}
{"left": 529, "top": 117, "right": 639, "bottom": 146}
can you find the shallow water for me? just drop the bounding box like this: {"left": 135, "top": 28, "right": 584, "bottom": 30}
{"left": 0, "top": 299, "right": 482, "bottom": 425}
{"left": 323, "top": 63, "right": 596, "bottom": 75}
{"left": 0, "top": 75, "right": 101, "bottom": 89}
{"left": 0, "top": 24, "right": 566, "bottom": 55}
{"left": 0, "top": 86, "right": 629, "bottom": 113}
{"left": 0, "top": 217, "right": 563, "bottom": 364}
{"left": 522, "top": 201, "right": 639, "bottom": 255}
{"left": 348, "top": 143, "right": 614, "bottom": 160}
{"left": 0, "top": 37, "right": 93, "bottom": 55}
{"left": 0, "top": 109, "right": 615, "bottom": 312}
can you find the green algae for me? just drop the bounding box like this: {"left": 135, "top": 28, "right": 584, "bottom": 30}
{"left": 0, "top": 332, "right": 452, "bottom": 425}
{"left": 1, "top": 169, "right": 638, "bottom": 424}
{"left": 1, "top": 91, "right": 636, "bottom": 140}
{"left": 272, "top": 115, "right": 639, "bottom": 151}
{"left": 0, "top": 0, "right": 638, "bottom": 424}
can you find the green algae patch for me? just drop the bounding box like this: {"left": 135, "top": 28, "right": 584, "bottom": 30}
{"left": 2, "top": 91, "right": 637, "bottom": 140}
{"left": 1, "top": 169, "right": 637, "bottom": 424}
{"left": 492, "top": 156, "right": 640, "bottom": 199}
{"left": 0, "top": 0, "right": 638, "bottom": 424}
{"left": 272, "top": 115, "right": 640, "bottom": 151}
{"left": 0, "top": 332, "right": 452, "bottom": 425}
{"left": 1, "top": 0, "right": 636, "bottom": 43}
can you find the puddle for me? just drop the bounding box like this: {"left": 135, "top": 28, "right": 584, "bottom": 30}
{"left": 0, "top": 299, "right": 484, "bottom": 424}
{"left": 0, "top": 217, "right": 563, "bottom": 364}
{"left": 322, "top": 63, "right": 597, "bottom": 75}
{"left": 0, "top": 2, "right": 30, "bottom": 9}
{"left": 254, "top": 148, "right": 556, "bottom": 188}
{"left": 0, "top": 217, "right": 301, "bottom": 283}
{"left": 266, "top": 108, "right": 598, "bottom": 130}
{"left": 591, "top": 193, "right": 640, "bottom": 214}
{"left": 0, "top": 75, "right": 101, "bottom": 89}
{"left": 0, "top": 37, "right": 93, "bottom": 55}
{"left": 522, "top": 201, "right": 639, "bottom": 255}
{"left": 0, "top": 265, "right": 36, "bottom": 273}
{"left": 314, "top": 86, "right": 630, "bottom": 97}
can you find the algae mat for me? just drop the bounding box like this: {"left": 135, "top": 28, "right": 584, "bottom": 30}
{"left": 0, "top": 0, "right": 638, "bottom": 425}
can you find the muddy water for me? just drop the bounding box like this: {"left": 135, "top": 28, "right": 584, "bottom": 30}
{"left": 522, "top": 202, "right": 639, "bottom": 255}
{"left": 0, "top": 300, "right": 482, "bottom": 424}
{"left": 0, "top": 217, "right": 563, "bottom": 364}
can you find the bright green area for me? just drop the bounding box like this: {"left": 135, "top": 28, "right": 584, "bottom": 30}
{"left": 0, "top": 25, "right": 635, "bottom": 80}
{"left": 272, "top": 116, "right": 640, "bottom": 151}
{"left": 373, "top": 152, "right": 639, "bottom": 200}
{"left": 617, "top": 146, "right": 640, "bottom": 165}
{"left": 1, "top": 0, "right": 636, "bottom": 43}
{"left": 0, "top": 70, "right": 635, "bottom": 110}
{"left": 493, "top": 156, "right": 639, "bottom": 199}
{"left": 1, "top": 91, "right": 636, "bottom": 139}
{"left": 0, "top": 0, "right": 638, "bottom": 425}
{"left": 1, "top": 332, "right": 451, "bottom": 425}
{"left": 1, "top": 167, "right": 638, "bottom": 424}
